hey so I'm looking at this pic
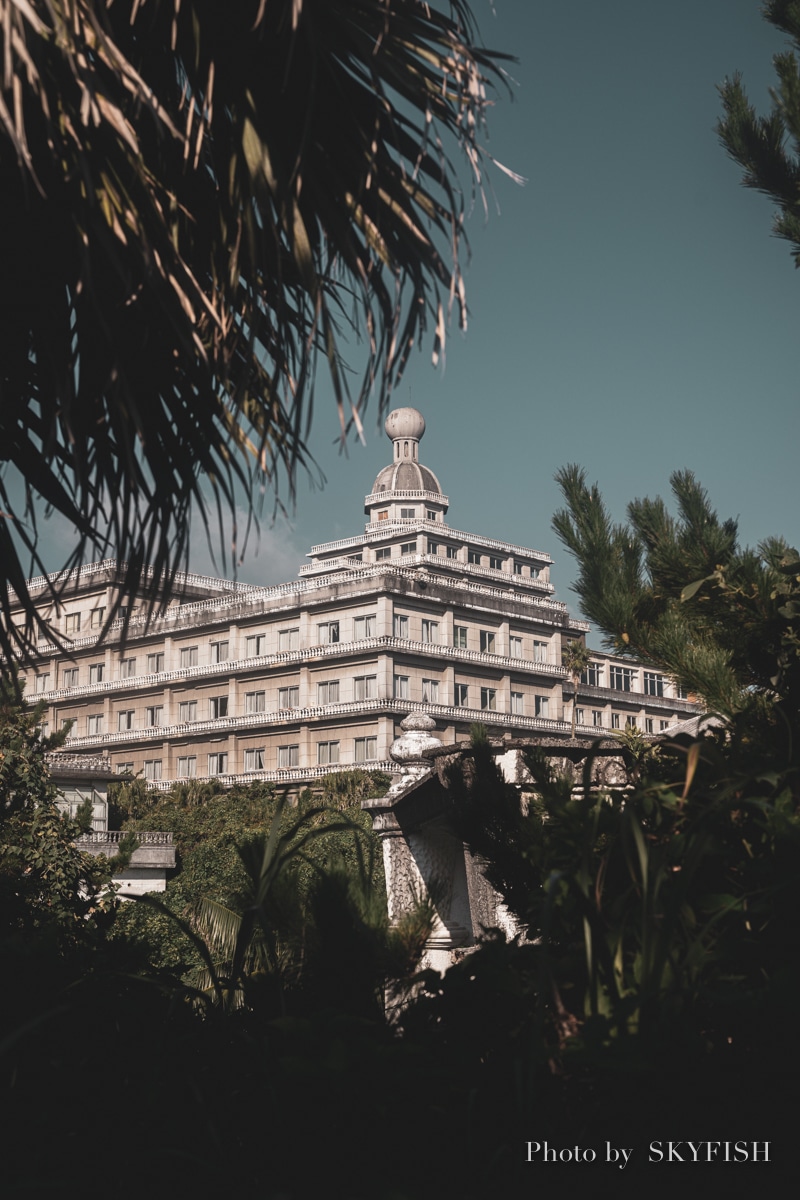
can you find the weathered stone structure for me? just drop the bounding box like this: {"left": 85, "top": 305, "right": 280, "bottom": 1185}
{"left": 363, "top": 712, "right": 634, "bottom": 973}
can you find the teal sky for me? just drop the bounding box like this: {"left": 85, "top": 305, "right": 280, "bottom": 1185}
{"left": 25, "top": 1, "right": 800, "bottom": 619}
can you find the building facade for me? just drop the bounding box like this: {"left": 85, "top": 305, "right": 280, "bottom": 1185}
{"left": 17, "top": 408, "right": 698, "bottom": 786}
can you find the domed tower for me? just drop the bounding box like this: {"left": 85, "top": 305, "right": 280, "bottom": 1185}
{"left": 365, "top": 407, "right": 449, "bottom": 524}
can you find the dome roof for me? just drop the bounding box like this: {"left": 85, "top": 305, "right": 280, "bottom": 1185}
{"left": 370, "top": 405, "right": 443, "bottom": 496}
{"left": 385, "top": 407, "right": 426, "bottom": 441}
{"left": 371, "top": 461, "right": 443, "bottom": 495}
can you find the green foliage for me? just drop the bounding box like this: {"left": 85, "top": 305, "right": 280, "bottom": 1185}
{"left": 718, "top": 1, "right": 800, "bottom": 265}
{"left": 443, "top": 728, "right": 800, "bottom": 1084}
{"left": 0, "top": 672, "right": 68, "bottom": 818}
{"left": 553, "top": 465, "right": 800, "bottom": 762}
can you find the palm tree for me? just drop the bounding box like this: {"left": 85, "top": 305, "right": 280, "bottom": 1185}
{"left": 0, "top": 0, "right": 512, "bottom": 661}
{"left": 561, "top": 639, "right": 591, "bottom": 740}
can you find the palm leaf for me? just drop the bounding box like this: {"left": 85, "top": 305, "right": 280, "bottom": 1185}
{"left": 0, "top": 0, "right": 512, "bottom": 661}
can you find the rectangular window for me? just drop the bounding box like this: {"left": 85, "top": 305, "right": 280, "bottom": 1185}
{"left": 317, "top": 621, "right": 340, "bottom": 645}
{"left": 421, "top": 620, "right": 438, "bottom": 644}
{"left": 375, "top": 546, "right": 392, "bottom": 560}
{"left": 65, "top": 613, "right": 81, "bottom": 635}
{"left": 354, "top": 675, "right": 377, "bottom": 701}
{"left": 317, "top": 741, "right": 340, "bottom": 766}
{"left": 377, "top": 510, "right": 389, "bottom": 521}
{"left": 645, "top": 718, "right": 654, "bottom": 734}
{"left": 625, "top": 716, "right": 638, "bottom": 729}
{"left": 278, "top": 744, "right": 299, "bottom": 769}
{"left": 421, "top": 678, "right": 439, "bottom": 703}
{"left": 34, "top": 673, "right": 50, "bottom": 693}
{"left": 480, "top": 687, "right": 497, "bottom": 711}
{"left": 479, "top": 630, "right": 496, "bottom": 654}
{"left": 245, "top": 634, "right": 267, "bottom": 657}
{"left": 513, "top": 561, "right": 524, "bottom": 575}
{"left": 278, "top": 686, "right": 300, "bottom": 709}
{"left": 87, "top": 714, "right": 104, "bottom": 735}
{"left": 531, "top": 568, "right": 541, "bottom": 580}
{"left": 610, "top": 666, "right": 635, "bottom": 691}
{"left": 674, "top": 682, "right": 689, "bottom": 700}
{"left": 592, "top": 710, "right": 604, "bottom": 727}
{"left": 511, "top": 691, "right": 524, "bottom": 715}
{"left": 245, "top": 691, "right": 266, "bottom": 714}
{"left": 143, "top": 759, "right": 162, "bottom": 781}
{"left": 581, "top": 662, "right": 603, "bottom": 686}
{"left": 453, "top": 625, "right": 468, "bottom": 649}
{"left": 611, "top": 713, "right": 621, "bottom": 729}
{"left": 489, "top": 555, "right": 503, "bottom": 570}
{"left": 88, "top": 663, "right": 105, "bottom": 684}
{"left": 455, "top": 683, "right": 469, "bottom": 707}
{"left": 400, "top": 507, "right": 416, "bottom": 518}
{"left": 178, "top": 700, "right": 197, "bottom": 723}
{"left": 400, "top": 541, "right": 416, "bottom": 555}
{"left": 116, "top": 762, "right": 134, "bottom": 776}
{"left": 39, "top": 721, "right": 49, "bottom": 738}
{"left": 211, "top": 641, "right": 229, "bottom": 664}
{"left": 208, "top": 753, "right": 228, "bottom": 776}
{"left": 177, "top": 756, "right": 197, "bottom": 778}
{"left": 659, "top": 720, "right": 670, "bottom": 732}
{"left": 354, "top": 736, "right": 378, "bottom": 763}
{"left": 209, "top": 696, "right": 229, "bottom": 719}
{"left": 575, "top": 708, "right": 585, "bottom": 726}
{"left": 317, "top": 680, "right": 340, "bottom": 705}
{"left": 393, "top": 614, "right": 409, "bottom": 638}
{"left": 510, "top": 636, "right": 523, "bottom": 659}
{"left": 90, "top": 607, "right": 105, "bottom": 629}
{"left": 118, "top": 710, "right": 134, "bottom": 731}
{"left": 145, "top": 705, "right": 164, "bottom": 727}
{"left": 147, "top": 652, "right": 164, "bottom": 674}
{"left": 534, "top": 696, "right": 549, "bottom": 718}
{"left": 427, "top": 540, "right": 439, "bottom": 555}
{"left": 120, "top": 658, "right": 136, "bottom": 678}
{"left": 394, "top": 675, "right": 409, "bottom": 700}
{"left": 468, "top": 550, "right": 481, "bottom": 565}
{"left": 180, "top": 646, "right": 198, "bottom": 668}
{"left": 643, "top": 672, "right": 665, "bottom": 697}
{"left": 353, "top": 614, "right": 376, "bottom": 639}
{"left": 244, "top": 748, "right": 265, "bottom": 771}
{"left": 61, "top": 717, "right": 74, "bottom": 733}
{"left": 278, "top": 628, "right": 299, "bottom": 652}
{"left": 62, "top": 667, "right": 79, "bottom": 687}
{"left": 533, "top": 640, "right": 549, "bottom": 663}
{"left": 446, "top": 545, "right": 458, "bottom": 559}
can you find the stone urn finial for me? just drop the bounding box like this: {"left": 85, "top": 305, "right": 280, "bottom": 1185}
{"left": 390, "top": 712, "right": 441, "bottom": 769}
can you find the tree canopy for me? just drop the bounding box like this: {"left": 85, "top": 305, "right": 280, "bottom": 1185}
{"left": 552, "top": 465, "right": 800, "bottom": 767}
{"left": 0, "top": 0, "right": 511, "bottom": 661}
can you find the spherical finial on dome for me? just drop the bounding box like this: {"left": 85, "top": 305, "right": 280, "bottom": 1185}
{"left": 385, "top": 407, "right": 426, "bottom": 443}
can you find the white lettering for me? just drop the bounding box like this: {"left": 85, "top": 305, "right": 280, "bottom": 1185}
{"left": 605, "top": 1143, "right": 632, "bottom": 1169}
{"left": 649, "top": 1142, "right": 663, "bottom": 1162}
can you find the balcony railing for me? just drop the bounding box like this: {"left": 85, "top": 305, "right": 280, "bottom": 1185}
{"left": 77, "top": 830, "right": 174, "bottom": 845}
{"left": 35, "top": 634, "right": 570, "bottom": 706}
{"left": 58, "top": 694, "right": 574, "bottom": 752}
{"left": 309, "top": 518, "right": 552, "bottom": 564}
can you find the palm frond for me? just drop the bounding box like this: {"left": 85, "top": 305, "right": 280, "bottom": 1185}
{"left": 0, "top": 0, "right": 512, "bottom": 661}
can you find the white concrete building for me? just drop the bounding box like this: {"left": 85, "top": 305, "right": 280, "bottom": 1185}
{"left": 17, "top": 407, "right": 698, "bottom": 786}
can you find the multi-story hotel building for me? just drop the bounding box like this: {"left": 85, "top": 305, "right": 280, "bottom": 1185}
{"left": 17, "top": 408, "right": 698, "bottom": 785}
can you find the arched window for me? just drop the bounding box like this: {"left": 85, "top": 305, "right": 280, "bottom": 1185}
{"left": 404, "top": 441, "right": 409, "bottom": 457}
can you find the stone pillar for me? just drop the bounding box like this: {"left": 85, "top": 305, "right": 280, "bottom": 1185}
{"left": 363, "top": 713, "right": 474, "bottom": 977}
